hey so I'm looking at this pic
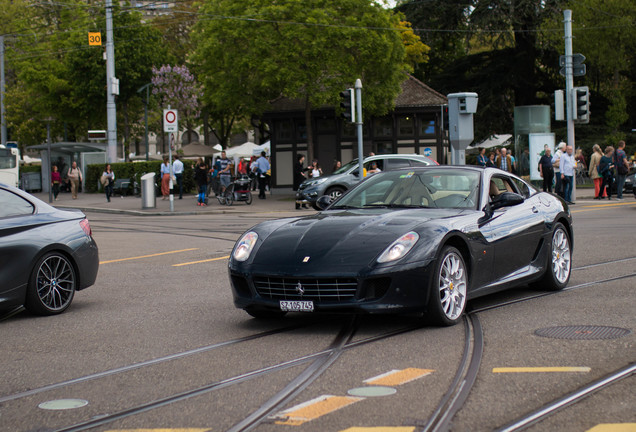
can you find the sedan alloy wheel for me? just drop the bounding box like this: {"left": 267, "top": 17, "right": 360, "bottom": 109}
{"left": 429, "top": 246, "right": 467, "bottom": 326}
{"left": 26, "top": 252, "right": 76, "bottom": 315}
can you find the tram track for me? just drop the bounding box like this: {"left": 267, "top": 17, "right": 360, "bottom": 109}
{"left": 2, "top": 262, "right": 634, "bottom": 431}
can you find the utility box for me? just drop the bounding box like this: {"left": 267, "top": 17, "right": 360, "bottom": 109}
{"left": 447, "top": 92, "right": 478, "bottom": 165}
{"left": 141, "top": 172, "right": 156, "bottom": 209}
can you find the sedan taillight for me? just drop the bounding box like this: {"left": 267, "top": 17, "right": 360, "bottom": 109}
{"left": 79, "top": 219, "right": 92, "bottom": 237}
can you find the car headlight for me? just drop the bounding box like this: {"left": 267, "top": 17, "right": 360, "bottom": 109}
{"left": 233, "top": 232, "right": 258, "bottom": 262}
{"left": 377, "top": 232, "right": 419, "bottom": 263}
{"left": 305, "top": 177, "right": 328, "bottom": 187}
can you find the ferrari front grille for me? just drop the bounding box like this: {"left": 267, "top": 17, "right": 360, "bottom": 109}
{"left": 254, "top": 277, "right": 358, "bottom": 302}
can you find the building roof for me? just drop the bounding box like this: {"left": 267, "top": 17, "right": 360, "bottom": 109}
{"left": 266, "top": 74, "right": 447, "bottom": 113}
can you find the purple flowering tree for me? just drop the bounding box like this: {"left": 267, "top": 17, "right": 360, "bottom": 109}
{"left": 151, "top": 65, "right": 202, "bottom": 150}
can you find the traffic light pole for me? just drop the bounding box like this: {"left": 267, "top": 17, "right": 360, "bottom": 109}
{"left": 355, "top": 79, "right": 363, "bottom": 182}
{"left": 564, "top": 9, "right": 576, "bottom": 201}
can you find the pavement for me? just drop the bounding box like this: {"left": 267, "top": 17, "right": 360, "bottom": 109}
{"left": 31, "top": 185, "right": 601, "bottom": 216}
{"left": 32, "top": 188, "right": 304, "bottom": 216}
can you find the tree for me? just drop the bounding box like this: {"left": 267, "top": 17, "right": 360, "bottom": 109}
{"left": 151, "top": 64, "right": 202, "bottom": 151}
{"left": 192, "top": 0, "right": 419, "bottom": 159}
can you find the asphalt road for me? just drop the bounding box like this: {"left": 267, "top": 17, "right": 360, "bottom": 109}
{"left": 0, "top": 199, "right": 634, "bottom": 432}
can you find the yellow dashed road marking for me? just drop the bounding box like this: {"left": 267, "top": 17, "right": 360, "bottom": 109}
{"left": 172, "top": 255, "right": 230, "bottom": 267}
{"left": 586, "top": 424, "right": 636, "bottom": 432}
{"left": 572, "top": 202, "right": 636, "bottom": 213}
{"left": 340, "top": 428, "right": 417, "bottom": 432}
{"left": 493, "top": 367, "right": 591, "bottom": 373}
{"left": 100, "top": 248, "right": 199, "bottom": 264}
{"left": 271, "top": 395, "right": 363, "bottom": 426}
{"left": 364, "top": 368, "right": 434, "bottom": 386}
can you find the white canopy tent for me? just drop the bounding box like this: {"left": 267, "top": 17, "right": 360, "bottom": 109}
{"left": 467, "top": 134, "right": 513, "bottom": 150}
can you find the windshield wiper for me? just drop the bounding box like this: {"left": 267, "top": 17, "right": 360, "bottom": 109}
{"left": 362, "top": 203, "right": 429, "bottom": 209}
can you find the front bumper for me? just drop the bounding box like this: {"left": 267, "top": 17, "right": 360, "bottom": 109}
{"left": 229, "top": 259, "right": 436, "bottom": 315}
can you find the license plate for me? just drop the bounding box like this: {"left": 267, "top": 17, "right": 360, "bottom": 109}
{"left": 280, "top": 300, "right": 314, "bottom": 312}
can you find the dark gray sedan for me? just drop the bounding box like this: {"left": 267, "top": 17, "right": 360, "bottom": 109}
{"left": 0, "top": 183, "right": 99, "bottom": 315}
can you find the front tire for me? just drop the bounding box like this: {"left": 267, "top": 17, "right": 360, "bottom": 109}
{"left": 326, "top": 186, "right": 345, "bottom": 202}
{"left": 427, "top": 246, "right": 467, "bottom": 326}
{"left": 25, "top": 252, "right": 76, "bottom": 315}
{"left": 538, "top": 222, "right": 571, "bottom": 291}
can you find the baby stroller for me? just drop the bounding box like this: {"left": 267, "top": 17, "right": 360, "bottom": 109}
{"left": 217, "top": 175, "right": 253, "bottom": 206}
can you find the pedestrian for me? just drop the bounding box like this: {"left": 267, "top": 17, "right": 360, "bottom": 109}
{"left": 613, "top": 140, "right": 630, "bottom": 200}
{"left": 553, "top": 142, "right": 566, "bottom": 198}
{"left": 254, "top": 151, "right": 270, "bottom": 199}
{"left": 66, "top": 161, "right": 82, "bottom": 200}
{"left": 160, "top": 156, "right": 171, "bottom": 200}
{"left": 509, "top": 150, "right": 517, "bottom": 173}
{"left": 495, "top": 148, "right": 512, "bottom": 172}
{"left": 173, "top": 155, "right": 184, "bottom": 199}
{"left": 217, "top": 151, "right": 233, "bottom": 196}
{"left": 588, "top": 144, "right": 606, "bottom": 199}
{"left": 560, "top": 145, "right": 576, "bottom": 204}
{"left": 477, "top": 147, "right": 488, "bottom": 167}
{"left": 575, "top": 148, "right": 587, "bottom": 171}
{"left": 208, "top": 160, "right": 220, "bottom": 197}
{"left": 101, "top": 164, "right": 115, "bottom": 202}
{"left": 598, "top": 146, "right": 615, "bottom": 200}
{"left": 538, "top": 148, "right": 554, "bottom": 192}
{"left": 520, "top": 148, "right": 530, "bottom": 176}
{"left": 294, "top": 154, "right": 309, "bottom": 210}
{"left": 310, "top": 159, "right": 322, "bottom": 178}
{"left": 51, "top": 165, "right": 61, "bottom": 201}
{"left": 332, "top": 160, "right": 342, "bottom": 173}
{"left": 194, "top": 157, "right": 208, "bottom": 206}
{"left": 237, "top": 158, "right": 249, "bottom": 176}
{"left": 486, "top": 152, "right": 496, "bottom": 167}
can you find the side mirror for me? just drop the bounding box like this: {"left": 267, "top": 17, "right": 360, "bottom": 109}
{"left": 316, "top": 195, "right": 332, "bottom": 210}
{"left": 491, "top": 192, "right": 524, "bottom": 210}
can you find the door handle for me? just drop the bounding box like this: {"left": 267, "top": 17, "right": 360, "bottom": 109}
{"left": 532, "top": 206, "right": 539, "bottom": 213}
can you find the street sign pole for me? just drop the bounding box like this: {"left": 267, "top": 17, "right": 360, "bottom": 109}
{"left": 564, "top": 9, "right": 576, "bottom": 202}
{"left": 105, "top": 0, "right": 117, "bottom": 163}
{"left": 355, "top": 79, "right": 363, "bottom": 184}
{"left": 163, "top": 107, "right": 178, "bottom": 212}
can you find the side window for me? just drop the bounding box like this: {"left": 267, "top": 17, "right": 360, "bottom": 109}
{"left": 384, "top": 158, "right": 410, "bottom": 170}
{"left": 0, "top": 189, "right": 35, "bottom": 218}
{"left": 364, "top": 159, "right": 384, "bottom": 171}
{"left": 488, "top": 176, "right": 515, "bottom": 201}
{"left": 410, "top": 159, "right": 432, "bottom": 167}
{"left": 511, "top": 178, "right": 532, "bottom": 198}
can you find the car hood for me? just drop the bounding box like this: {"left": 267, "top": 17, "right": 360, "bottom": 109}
{"left": 251, "top": 208, "right": 465, "bottom": 271}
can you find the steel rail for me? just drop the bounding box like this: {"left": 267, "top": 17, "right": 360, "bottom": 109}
{"left": 421, "top": 314, "right": 484, "bottom": 432}
{"left": 52, "top": 321, "right": 423, "bottom": 432}
{"left": 226, "top": 316, "right": 359, "bottom": 432}
{"left": 495, "top": 362, "right": 636, "bottom": 432}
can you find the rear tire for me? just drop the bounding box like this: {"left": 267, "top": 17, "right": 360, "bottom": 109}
{"left": 427, "top": 246, "right": 467, "bottom": 326}
{"left": 536, "top": 222, "right": 571, "bottom": 291}
{"left": 25, "top": 252, "right": 76, "bottom": 316}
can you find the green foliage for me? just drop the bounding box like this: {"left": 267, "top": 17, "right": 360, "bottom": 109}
{"left": 85, "top": 160, "right": 195, "bottom": 194}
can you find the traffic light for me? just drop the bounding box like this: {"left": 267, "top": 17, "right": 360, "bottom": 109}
{"left": 339, "top": 89, "right": 355, "bottom": 123}
{"left": 572, "top": 86, "right": 590, "bottom": 123}
{"left": 442, "top": 106, "right": 449, "bottom": 130}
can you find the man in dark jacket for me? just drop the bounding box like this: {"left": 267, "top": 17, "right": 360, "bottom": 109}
{"left": 293, "top": 154, "right": 308, "bottom": 209}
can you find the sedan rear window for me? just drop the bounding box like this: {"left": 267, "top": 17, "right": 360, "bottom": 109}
{"left": 0, "top": 189, "right": 35, "bottom": 218}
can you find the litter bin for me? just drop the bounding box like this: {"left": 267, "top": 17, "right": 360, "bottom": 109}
{"left": 141, "top": 172, "right": 156, "bottom": 209}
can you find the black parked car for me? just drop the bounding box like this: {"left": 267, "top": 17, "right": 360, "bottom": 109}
{"left": 0, "top": 183, "right": 99, "bottom": 315}
{"left": 229, "top": 166, "right": 573, "bottom": 326}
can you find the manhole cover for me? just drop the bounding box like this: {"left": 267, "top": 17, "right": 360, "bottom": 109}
{"left": 535, "top": 325, "right": 631, "bottom": 340}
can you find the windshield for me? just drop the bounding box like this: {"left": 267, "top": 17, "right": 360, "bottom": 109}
{"left": 0, "top": 149, "right": 17, "bottom": 169}
{"left": 331, "top": 169, "right": 481, "bottom": 210}
{"left": 333, "top": 159, "right": 358, "bottom": 175}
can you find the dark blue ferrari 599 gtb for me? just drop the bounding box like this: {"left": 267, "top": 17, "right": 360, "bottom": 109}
{"left": 229, "top": 166, "right": 573, "bottom": 326}
{"left": 0, "top": 183, "right": 99, "bottom": 315}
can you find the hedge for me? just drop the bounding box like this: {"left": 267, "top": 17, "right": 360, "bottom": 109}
{"left": 85, "top": 160, "right": 195, "bottom": 194}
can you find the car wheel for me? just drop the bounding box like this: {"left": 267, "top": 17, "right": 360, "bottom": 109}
{"left": 428, "top": 246, "right": 467, "bottom": 326}
{"left": 25, "top": 252, "right": 76, "bottom": 315}
{"left": 539, "top": 222, "right": 571, "bottom": 291}
{"left": 326, "top": 186, "right": 345, "bottom": 202}
{"left": 246, "top": 308, "right": 287, "bottom": 319}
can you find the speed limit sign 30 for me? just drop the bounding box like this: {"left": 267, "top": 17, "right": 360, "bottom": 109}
{"left": 163, "top": 109, "right": 178, "bottom": 133}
